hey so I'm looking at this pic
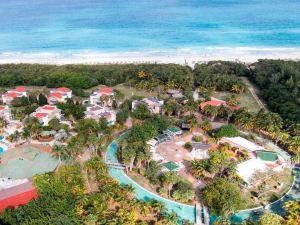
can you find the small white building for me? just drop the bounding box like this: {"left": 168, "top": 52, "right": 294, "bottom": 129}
{"left": 85, "top": 105, "right": 116, "bottom": 125}
{"left": 90, "top": 87, "right": 114, "bottom": 106}
{"left": 31, "top": 105, "right": 62, "bottom": 126}
{"left": 132, "top": 97, "right": 164, "bottom": 114}
{"left": 220, "top": 136, "right": 263, "bottom": 152}
{"left": 0, "top": 105, "right": 12, "bottom": 121}
{"left": 48, "top": 87, "right": 72, "bottom": 104}
{"left": 2, "top": 86, "right": 27, "bottom": 104}
{"left": 237, "top": 158, "right": 267, "bottom": 185}
{"left": 189, "top": 142, "right": 211, "bottom": 160}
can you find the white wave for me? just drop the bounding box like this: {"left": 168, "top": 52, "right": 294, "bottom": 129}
{"left": 0, "top": 47, "right": 300, "bottom": 66}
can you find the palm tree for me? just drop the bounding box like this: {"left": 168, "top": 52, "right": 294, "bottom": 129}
{"left": 52, "top": 145, "right": 68, "bottom": 167}
{"left": 162, "top": 172, "right": 179, "bottom": 198}
{"left": 203, "top": 105, "right": 219, "bottom": 121}
{"left": 21, "top": 128, "right": 31, "bottom": 143}
{"left": 0, "top": 118, "right": 8, "bottom": 129}
{"left": 159, "top": 211, "right": 180, "bottom": 225}
{"left": 200, "top": 120, "right": 212, "bottom": 134}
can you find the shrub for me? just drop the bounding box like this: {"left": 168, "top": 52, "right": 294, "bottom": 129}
{"left": 215, "top": 124, "right": 239, "bottom": 138}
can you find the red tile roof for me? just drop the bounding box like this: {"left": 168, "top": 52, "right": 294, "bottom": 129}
{"left": 100, "top": 87, "right": 113, "bottom": 94}
{"left": 200, "top": 100, "right": 226, "bottom": 110}
{"left": 15, "top": 86, "right": 26, "bottom": 92}
{"left": 34, "top": 113, "right": 48, "bottom": 119}
{"left": 49, "top": 92, "right": 63, "bottom": 98}
{"left": 56, "top": 87, "right": 70, "bottom": 92}
{"left": 200, "top": 100, "right": 239, "bottom": 111}
{"left": 0, "top": 181, "right": 38, "bottom": 212}
{"left": 42, "top": 105, "right": 55, "bottom": 111}
{"left": 4, "top": 92, "right": 18, "bottom": 98}
{"left": 0, "top": 105, "right": 6, "bottom": 110}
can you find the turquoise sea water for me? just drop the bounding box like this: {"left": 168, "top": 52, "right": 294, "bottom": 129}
{"left": 0, "top": 0, "right": 299, "bottom": 53}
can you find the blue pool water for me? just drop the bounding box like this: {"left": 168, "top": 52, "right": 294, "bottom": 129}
{"left": 0, "top": 0, "right": 299, "bottom": 53}
{"left": 0, "top": 147, "right": 4, "bottom": 154}
{"left": 106, "top": 141, "right": 196, "bottom": 223}
{"left": 106, "top": 139, "right": 300, "bottom": 224}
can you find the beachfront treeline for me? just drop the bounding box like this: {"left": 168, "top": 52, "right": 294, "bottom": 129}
{"left": 0, "top": 60, "right": 299, "bottom": 123}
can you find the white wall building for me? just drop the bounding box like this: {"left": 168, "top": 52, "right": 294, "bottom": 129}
{"left": 0, "top": 105, "right": 12, "bottom": 121}
{"left": 85, "top": 105, "right": 116, "bottom": 125}
{"left": 189, "top": 142, "right": 211, "bottom": 160}
{"left": 132, "top": 97, "right": 164, "bottom": 114}
{"left": 237, "top": 158, "right": 267, "bottom": 185}
{"left": 31, "top": 105, "right": 62, "bottom": 126}
{"left": 48, "top": 87, "right": 72, "bottom": 104}
{"left": 90, "top": 87, "right": 114, "bottom": 106}
{"left": 2, "top": 86, "right": 27, "bottom": 104}
{"left": 220, "top": 136, "right": 263, "bottom": 152}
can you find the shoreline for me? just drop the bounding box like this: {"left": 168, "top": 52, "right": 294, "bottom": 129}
{"left": 0, "top": 47, "right": 300, "bottom": 66}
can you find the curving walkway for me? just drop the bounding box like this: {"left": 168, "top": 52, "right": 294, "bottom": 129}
{"left": 105, "top": 137, "right": 300, "bottom": 224}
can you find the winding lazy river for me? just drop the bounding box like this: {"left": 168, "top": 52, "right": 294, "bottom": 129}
{"left": 106, "top": 139, "right": 300, "bottom": 224}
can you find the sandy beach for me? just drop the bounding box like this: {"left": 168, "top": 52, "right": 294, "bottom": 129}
{"left": 0, "top": 47, "right": 299, "bottom": 66}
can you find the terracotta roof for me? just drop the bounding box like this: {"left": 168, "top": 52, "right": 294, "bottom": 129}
{"left": 15, "top": 86, "right": 26, "bottom": 92}
{"left": 49, "top": 92, "right": 63, "bottom": 98}
{"left": 56, "top": 87, "right": 70, "bottom": 92}
{"left": 0, "top": 105, "right": 6, "bottom": 110}
{"left": 34, "top": 113, "right": 48, "bottom": 119}
{"left": 200, "top": 100, "right": 225, "bottom": 110}
{"left": 42, "top": 105, "right": 55, "bottom": 111}
{"left": 0, "top": 181, "right": 36, "bottom": 201}
{"left": 4, "top": 92, "right": 18, "bottom": 98}
{"left": 100, "top": 87, "right": 113, "bottom": 94}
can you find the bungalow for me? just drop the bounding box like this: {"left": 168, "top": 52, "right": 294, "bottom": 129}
{"left": 31, "top": 105, "right": 62, "bottom": 126}
{"left": 189, "top": 142, "right": 211, "bottom": 160}
{"left": 0, "top": 105, "right": 12, "bottom": 121}
{"left": 0, "top": 179, "right": 38, "bottom": 213}
{"left": 167, "top": 89, "right": 184, "bottom": 99}
{"left": 2, "top": 86, "right": 27, "bottom": 104}
{"left": 85, "top": 105, "right": 116, "bottom": 125}
{"left": 132, "top": 97, "right": 164, "bottom": 114}
{"left": 220, "top": 136, "right": 263, "bottom": 153}
{"left": 90, "top": 87, "right": 114, "bottom": 106}
{"left": 48, "top": 87, "right": 72, "bottom": 104}
{"left": 237, "top": 158, "right": 267, "bottom": 185}
{"left": 200, "top": 98, "right": 239, "bottom": 111}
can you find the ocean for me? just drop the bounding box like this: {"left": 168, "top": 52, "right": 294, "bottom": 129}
{"left": 0, "top": 0, "right": 299, "bottom": 63}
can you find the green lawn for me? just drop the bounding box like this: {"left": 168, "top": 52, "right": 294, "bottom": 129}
{"left": 113, "top": 84, "right": 166, "bottom": 100}
{"left": 212, "top": 90, "right": 261, "bottom": 113}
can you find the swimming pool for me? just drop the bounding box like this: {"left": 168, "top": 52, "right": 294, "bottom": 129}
{"left": 106, "top": 140, "right": 197, "bottom": 223}
{"left": 0, "top": 146, "right": 4, "bottom": 154}
{"left": 106, "top": 138, "right": 300, "bottom": 224}
{"left": 256, "top": 150, "right": 278, "bottom": 162}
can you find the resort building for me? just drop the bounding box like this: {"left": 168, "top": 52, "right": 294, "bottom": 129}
{"left": 132, "top": 97, "right": 164, "bottom": 114}
{"left": 2, "top": 86, "right": 27, "bottom": 105}
{"left": 0, "top": 105, "right": 12, "bottom": 121}
{"left": 0, "top": 179, "right": 38, "bottom": 213}
{"left": 199, "top": 98, "right": 239, "bottom": 111}
{"left": 167, "top": 89, "right": 184, "bottom": 99}
{"left": 220, "top": 136, "right": 263, "bottom": 152}
{"left": 90, "top": 87, "right": 114, "bottom": 106}
{"left": 189, "top": 142, "right": 211, "bottom": 160}
{"left": 237, "top": 158, "right": 267, "bottom": 185}
{"left": 31, "top": 105, "right": 62, "bottom": 126}
{"left": 48, "top": 87, "right": 72, "bottom": 104}
{"left": 85, "top": 105, "right": 116, "bottom": 125}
